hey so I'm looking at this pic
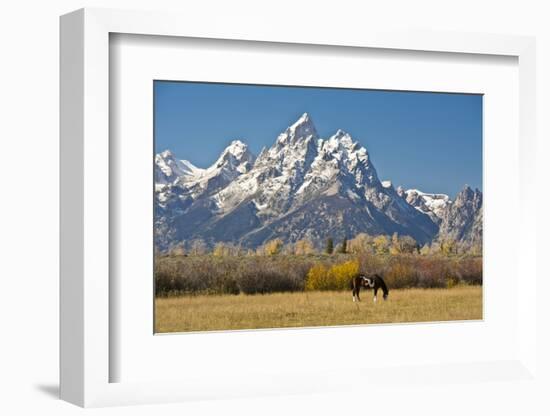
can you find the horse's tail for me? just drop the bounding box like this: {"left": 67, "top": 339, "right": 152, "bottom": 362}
{"left": 375, "top": 274, "right": 389, "bottom": 298}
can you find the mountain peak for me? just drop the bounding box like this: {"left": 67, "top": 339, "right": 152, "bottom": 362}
{"left": 455, "top": 185, "right": 482, "bottom": 208}
{"left": 457, "top": 185, "right": 474, "bottom": 199}
{"left": 328, "top": 129, "right": 354, "bottom": 146}
{"left": 155, "top": 149, "right": 204, "bottom": 184}
{"left": 324, "top": 130, "right": 366, "bottom": 162}
{"left": 211, "top": 139, "right": 255, "bottom": 175}
{"left": 289, "top": 112, "right": 316, "bottom": 134}
{"left": 292, "top": 112, "right": 312, "bottom": 127}
{"left": 222, "top": 139, "right": 249, "bottom": 158}
{"left": 159, "top": 149, "right": 175, "bottom": 159}
{"left": 459, "top": 184, "right": 481, "bottom": 194}
{"left": 277, "top": 112, "right": 318, "bottom": 146}
{"left": 438, "top": 185, "right": 483, "bottom": 245}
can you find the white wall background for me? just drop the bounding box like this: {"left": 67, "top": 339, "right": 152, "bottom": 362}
{"left": 0, "top": 1, "right": 548, "bottom": 415}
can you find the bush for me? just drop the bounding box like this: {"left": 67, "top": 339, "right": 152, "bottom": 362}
{"left": 305, "top": 260, "right": 359, "bottom": 291}
{"left": 154, "top": 250, "right": 482, "bottom": 296}
{"left": 236, "top": 258, "right": 304, "bottom": 294}
{"left": 328, "top": 260, "right": 359, "bottom": 289}
{"left": 384, "top": 260, "right": 419, "bottom": 289}
{"left": 455, "top": 257, "right": 483, "bottom": 285}
{"left": 305, "top": 264, "right": 329, "bottom": 291}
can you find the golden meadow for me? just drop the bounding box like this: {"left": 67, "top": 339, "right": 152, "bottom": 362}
{"left": 154, "top": 234, "right": 482, "bottom": 332}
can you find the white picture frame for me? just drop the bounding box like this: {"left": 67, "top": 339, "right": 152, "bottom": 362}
{"left": 60, "top": 8, "right": 539, "bottom": 408}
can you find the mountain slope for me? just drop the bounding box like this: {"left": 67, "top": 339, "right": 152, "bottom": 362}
{"left": 437, "top": 186, "right": 483, "bottom": 245}
{"left": 154, "top": 113, "right": 477, "bottom": 251}
{"left": 155, "top": 150, "right": 204, "bottom": 185}
{"left": 403, "top": 189, "right": 451, "bottom": 223}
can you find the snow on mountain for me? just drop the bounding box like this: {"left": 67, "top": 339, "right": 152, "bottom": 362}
{"left": 183, "top": 139, "right": 256, "bottom": 197}
{"left": 404, "top": 189, "right": 451, "bottom": 222}
{"left": 215, "top": 113, "right": 321, "bottom": 217}
{"left": 155, "top": 140, "right": 255, "bottom": 201}
{"left": 212, "top": 114, "right": 405, "bottom": 225}
{"left": 154, "top": 140, "right": 257, "bottom": 250}
{"left": 154, "top": 113, "right": 479, "bottom": 251}
{"left": 154, "top": 150, "right": 204, "bottom": 185}
{"left": 276, "top": 112, "right": 318, "bottom": 146}
{"left": 208, "top": 139, "right": 255, "bottom": 175}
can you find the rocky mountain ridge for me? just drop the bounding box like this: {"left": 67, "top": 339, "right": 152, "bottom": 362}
{"left": 155, "top": 113, "right": 482, "bottom": 251}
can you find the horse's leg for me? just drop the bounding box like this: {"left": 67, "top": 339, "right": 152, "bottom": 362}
{"left": 373, "top": 287, "right": 378, "bottom": 303}
{"left": 352, "top": 288, "right": 356, "bottom": 302}
{"left": 356, "top": 286, "right": 361, "bottom": 302}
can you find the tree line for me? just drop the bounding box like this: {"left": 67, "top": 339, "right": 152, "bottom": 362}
{"left": 161, "top": 232, "right": 481, "bottom": 258}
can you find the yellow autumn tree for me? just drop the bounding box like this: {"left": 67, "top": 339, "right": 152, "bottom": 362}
{"left": 327, "top": 260, "right": 360, "bottom": 290}
{"left": 213, "top": 242, "right": 230, "bottom": 257}
{"left": 169, "top": 242, "right": 186, "bottom": 257}
{"left": 420, "top": 244, "right": 431, "bottom": 256}
{"left": 373, "top": 235, "right": 390, "bottom": 254}
{"left": 389, "top": 232, "right": 401, "bottom": 255}
{"left": 440, "top": 239, "right": 457, "bottom": 256}
{"left": 348, "top": 233, "right": 372, "bottom": 254}
{"left": 306, "top": 260, "right": 360, "bottom": 291}
{"left": 305, "top": 264, "right": 329, "bottom": 291}
{"left": 294, "top": 239, "right": 315, "bottom": 255}
{"left": 263, "top": 239, "right": 284, "bottom": 256}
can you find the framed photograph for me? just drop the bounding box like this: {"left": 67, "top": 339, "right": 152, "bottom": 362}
{"left": 60, "top": 8, "right": 539, "bottom": 408}
{"left": 152, "top": 81, "right": 483, "bottom": 334}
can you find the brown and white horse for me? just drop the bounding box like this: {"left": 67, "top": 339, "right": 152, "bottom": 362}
{"left": 350, "top": 274, "right": 389, "bottom": 303}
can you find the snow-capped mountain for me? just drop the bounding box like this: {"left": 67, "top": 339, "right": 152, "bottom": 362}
{"left": 402, "top": 189, "right": 451, "bottom": 223}
{"left": 155, "top": 150, "right": 204, "bottom": 185}
{"left": 154, "top": 113, "right": 481, "bottom": 251}
{"left": 155, "top": 140, "right": 254, "bottom": 194}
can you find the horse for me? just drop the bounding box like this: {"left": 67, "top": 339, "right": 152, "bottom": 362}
{"left": 350, "top": 274, "right": 389, "bottom": 303}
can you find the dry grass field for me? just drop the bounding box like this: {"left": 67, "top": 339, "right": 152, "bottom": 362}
{"left": 155, "top": 285, "right": 482, "bottom": 333}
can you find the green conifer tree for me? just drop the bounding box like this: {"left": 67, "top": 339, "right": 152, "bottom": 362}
{"left": 325, "top": 238, "right": 334, "bottom": 255}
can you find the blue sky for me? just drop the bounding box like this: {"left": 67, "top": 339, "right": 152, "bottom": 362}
{"left": 154, "top": 81, "right": 482, "bottom": 197}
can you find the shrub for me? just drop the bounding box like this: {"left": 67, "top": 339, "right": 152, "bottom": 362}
{"left": 384, "top": 260, "right": 419, "bottom": 289}
{"left": 154, "top": 248, "right": 482, "bottom": 296}
{"left": 236, "top": 258, "right": 304, "bottom": 294}
{"left": 305, "top": 260, "right": 359, "bottom": 291}
{"left": 440, "top": 239, "right": 458, "bottom": 256}
{"left": 305, "top": 264, "right": 329, "bottom": 291}
{"left": 455, "top": 256, "right": 483, "bottom": 285}
{"left": 327, "top": 260, "right": 359, "bottom": 290}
